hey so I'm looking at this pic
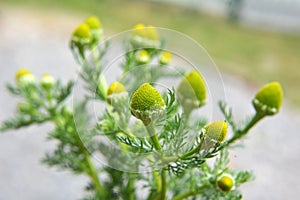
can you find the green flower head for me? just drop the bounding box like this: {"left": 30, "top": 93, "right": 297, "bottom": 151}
{"left": 204, "top": 120, "right": 228, "bottom": 143}
{"left": 136, "top": 50, "right": 150, "bottom": 64}
{"left": 130, "top": 24, "right": 161, "bottom": 49}
{"left": 40, "top": 73, "right": 55, "bottom": 90}
{"left": 177, "top": 70, "right": 206, "bottom": 114}
{"left": 71, "top": 23, "right": 92, "bottom": 44}
{"left": 159, "top": 51, "right": 172, "bottom": 65}
{"left": 85, "top": 16, "right": 102, "bottom": 30}
{"left": 106, "top": 82, "right": 127, "bottom": 105}
{"left": 216, "top": 174, "right": 235, "bottom": 192}
{"left": 253, "top": 81, "right": 283, "bottom": 115}
{"left": 130, "top": 83, "right": 165, "bottom": 125}
{"left": 15, "top": 68, "right": 35, "bottom": 85}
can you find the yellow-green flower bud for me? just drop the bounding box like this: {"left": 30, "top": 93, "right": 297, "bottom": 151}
{"left": 40, "top": 73, "right": 55, "bottom": 90}
{"left": 252, "top": 81, "right": 283, "bottom": 115}
{"left": 204, "top": 120, "right": 228, "bottom": 143}
{"left": 84, "top": 16, "right": 103, "bottom": 42}
{"left": 136, "top": 50, "right": 150, "bottom": 64}
{"left": 177, "top": 70, "right": 206, "bottom": 114}
{"left": 159, "top": 51, "right": 172, "bottom": 65}
{"left": 107, "top": 82, "right": 126, "bottom": 96}
{"left": 15, "top": 68, "right": 35, "bottom": 85}
{"left": 130, "top": 24, "right": 160, "bottom": 49}
{"left": 85, "top": 16, "right": 102, "bottom": 30}
{"left": 216, "top": 174, "right": 235, "bottom": 192}
{"left": 130, "top": 83, "right": 165, "bottom": 125}
{"left": 71, "top": 23, "right": 92, "bottom": 44}
{"left": 106, "top": 82, "right": 128, "bottom": 105}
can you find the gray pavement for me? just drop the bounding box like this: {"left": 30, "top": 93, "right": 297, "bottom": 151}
{"left": 1, "top": 5, "right": 300, "bottom": 200}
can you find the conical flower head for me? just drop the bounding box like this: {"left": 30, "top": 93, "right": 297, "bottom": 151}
{"left": 71, "top": 23, "right": 92, "bottom": 44}
{"left": 159, "top": 51, "right": 172, "bottom": 65}
{"left": 253, "top": 82, "right": 283, "bottom": 115}
{"left": 130, "top": 83, "right": 165, "bottom": 125}
{"left": 15, "top": 68, "right": 35, "bottom": 85}
{"left": 130, "top": 24, "right": 160, "bottom": 49}
{"left": 84, "top": 16, "right": 103, "bottom": 42}
{"left": 204, "top": 120, "right": 228, "bottom": 143}
{"left": 216, "top": 174, "right": 235, "bottom": 192}
{"left": 85, "top": 16, "right": 102, "bottom": 30}
{"left": 107, "top": 82, "right": 126, "bottom": 96}
{"left": 40, "top": 73, "right": 55, "bottom": 90}
{"left": 177, "top": 70, "right": 206, "bottom": 114}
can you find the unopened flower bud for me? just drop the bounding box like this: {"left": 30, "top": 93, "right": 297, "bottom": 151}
{"left": 40, "top": 73, "right": 55, "bottom": 90}
{"left": 84, "top": 16, "right": 103, "bottom": 42}
{"left": 130, "top": 24, "right": 160, "bottom": 49}
{"left": 204, "top": 120, "right": 228, "bottom": 143}
{"left": 71, "top": 23, "right": 92, "bottom": 45}
{"left": 159, "top": 51, "right": 172, "bottom": 65}
{"left": 252, "top": 82, "right": 283, "bottom": 116}
{"left": 15, "top": 68, "right": 35, "bottom": 85}
{"left": 216, "top": 174, "right": 235, "bottom": 192}
{"left": 136, "top": 50, "right": 150, "bottom": 64}
{"left": 130, "top": 83, "right": 165, "bottom": 125}
{"left": 177, "top": 70, "right": 206, "bottom": 115}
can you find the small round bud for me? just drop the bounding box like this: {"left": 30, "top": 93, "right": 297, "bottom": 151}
{"left": 136, "top": 50, "right": 150, "bottom": 64}
{"left": 15, "top": 68, "right": 35, "bottom": 85}
{"left": 177, "top": 70, "right": 206, "bottom": 114}
{"left": 216, "top": 174, "right": 235, "bottom": 192}
{"left": 130, "top": 83, "right": 165, "bottom": 125}
{"left": 40, "top": 73, "right": 55, "bottom": 90}
{"left": 130, "top": 24, "right": 160, "bottom": 49}
{"left": 71, "top": 23, "right": 92, "bottom": 44}
{"left": 106, "top": 82, "right": 128, "bottom": 105}
{"left": 159, "top": 51, "right": 172, "bottom": 65}
{"left": 107, "top": 82, "right": 126, "bottom": 96}
{"left": 253, "top": 82, "right": 283, "bottom": 115}
{"left": 85, "top": 16, "right": 103, "bottom": 42}
{"left": 204, "top": 120, "right": 228, "bottom": 143}
{"left": 85, "top": 16, "right": 102, "bottom": 30}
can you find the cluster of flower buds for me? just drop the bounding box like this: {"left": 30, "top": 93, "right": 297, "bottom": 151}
{"left": 130, "top": 83, "right": 165, "bottom": 125}
{"left": 15, "top": 69, "right": 56, "bottom": 90}
{"left": 177, "top": 70, "right": 207, "bottom": 115}
{"left": 130, "top": 24, "right": 161, "bottom": 49}
{"left": 252, "top": 81, "right": 283, "bottom": 116}
{"left": 70, "top": 16, "right": 103, "bottom": 55}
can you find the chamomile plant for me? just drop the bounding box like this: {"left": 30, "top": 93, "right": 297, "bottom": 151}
{"left": 1, "top": 16, "right": 283, "bottom": 200}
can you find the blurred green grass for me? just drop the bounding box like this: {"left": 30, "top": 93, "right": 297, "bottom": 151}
{"left": 1, "top": 0, "right": 300, "bottom": 107}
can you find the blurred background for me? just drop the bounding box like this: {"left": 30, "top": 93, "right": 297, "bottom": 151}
{"left": 0, "top": 0, "right": 299, "bottom": 199}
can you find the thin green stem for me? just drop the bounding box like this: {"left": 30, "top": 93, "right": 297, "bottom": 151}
{"left": 172, "top": 190, "right": 196, "bottom": 200}
{"left": 127, "top": 173, "right": 136, "bottom": 200}
{"left": 160, "top": 169, "right": 167, "bottom": 200}
{"left": 227, "top": 111, "right": 265, "bottom": 146}
{"left": 145, "top": 122, "right": 162, "bottom": 151}
{"left": 75, "top": 135, "right": 105, "bottom": 196}
{"left": 144, "top": 122, "right": 166, "bottom": 200}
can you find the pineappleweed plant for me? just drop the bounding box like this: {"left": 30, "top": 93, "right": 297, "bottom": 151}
{"left": 1, "top": 16, "right": 283, "bottom": 200}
